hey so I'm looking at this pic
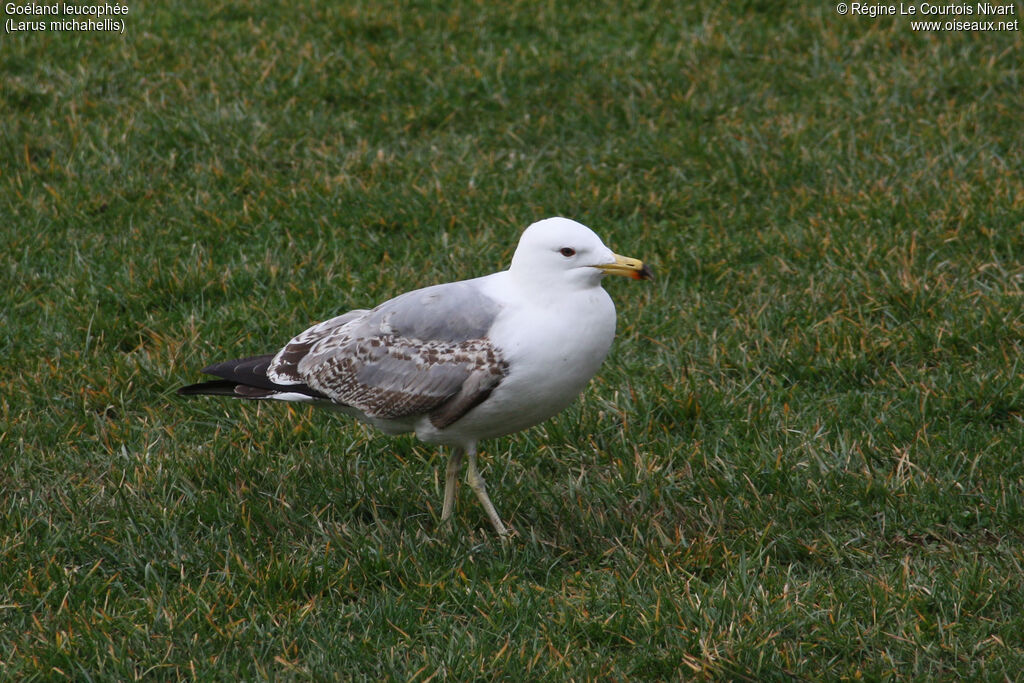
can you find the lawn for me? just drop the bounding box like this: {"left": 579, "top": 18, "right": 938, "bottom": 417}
{"left": 2, "top": 0, "right": 1023, "bottom": 678}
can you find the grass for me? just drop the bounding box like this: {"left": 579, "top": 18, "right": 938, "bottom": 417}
{"left": 2, "top": 0, "right": 1023, "bottom": 678}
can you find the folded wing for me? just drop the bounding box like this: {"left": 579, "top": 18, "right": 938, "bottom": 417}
{"left": 184, "top": 279, "right": 509, "bottom": 430}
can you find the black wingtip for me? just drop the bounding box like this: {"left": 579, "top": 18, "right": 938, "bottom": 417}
{"left": 177, "top": 380, "right": 243, "bottom": 397}
{"left": 177, "top": 353, "right": 328, "bottom": 401}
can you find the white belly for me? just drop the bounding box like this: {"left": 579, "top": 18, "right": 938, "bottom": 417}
{"left": 416, "top": 284, "right": 617, "bottom": 447}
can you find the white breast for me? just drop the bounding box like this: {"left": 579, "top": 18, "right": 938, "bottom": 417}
{"left": 415, "top": 273, "right": 617, "bottom": 446}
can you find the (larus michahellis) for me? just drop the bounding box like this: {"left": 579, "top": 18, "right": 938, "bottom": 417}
{"left": 178, "top": 217, "right": 653, "bottom": 536}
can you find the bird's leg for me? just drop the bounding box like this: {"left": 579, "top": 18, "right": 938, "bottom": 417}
{"left": 441, "top": 447, "right": 464, "bottom": 524}
{"left": 465, "top": 445, "right": 509, "bottom": 536}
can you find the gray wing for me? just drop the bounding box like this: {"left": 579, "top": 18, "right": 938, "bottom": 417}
{"left": 267, "top": 280, "right": 509, "bottom": 428}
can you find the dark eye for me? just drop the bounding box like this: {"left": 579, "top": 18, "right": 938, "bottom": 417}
{"left": 559, "top": 247, "right": 576, "bottom": 257}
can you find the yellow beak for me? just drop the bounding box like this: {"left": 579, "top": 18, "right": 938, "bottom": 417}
{"left": 595, "top": 253, "right": 655, "bottom": 281}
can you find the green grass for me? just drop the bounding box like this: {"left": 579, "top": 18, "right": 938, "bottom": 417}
{"left": 3, "top": 0, "right": 1023, "bottom": 678}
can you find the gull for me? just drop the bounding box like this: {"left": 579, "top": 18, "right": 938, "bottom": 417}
{"left": 178, "top": 217, "right": 653, "bottom": 536}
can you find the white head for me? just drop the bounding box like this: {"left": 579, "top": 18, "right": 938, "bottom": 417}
{"left": 509, "top": 217, "right": 652, "bottom": 290}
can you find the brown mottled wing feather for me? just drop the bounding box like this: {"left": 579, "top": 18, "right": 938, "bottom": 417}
{"left": 267, "top": 309, "right": 367, "bottom": 385}
{"left": 266, "top": 279, "right": 509, "bottom": 426}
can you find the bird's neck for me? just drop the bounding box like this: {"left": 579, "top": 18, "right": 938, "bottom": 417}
{"left": 507, "top": 268, "right": 603, "bottom": 297}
